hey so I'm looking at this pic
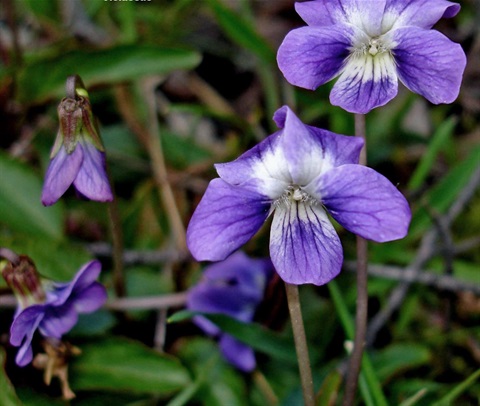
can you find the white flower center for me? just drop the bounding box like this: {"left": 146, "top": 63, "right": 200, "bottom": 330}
{"left": 368, "top": 38, "right": 382, "bottom": 56}
{"left": 355, "top": 37, "right": 390, "bottom": 57}
{"left": 274, "top": 185, "right": 318, "bottom": 208}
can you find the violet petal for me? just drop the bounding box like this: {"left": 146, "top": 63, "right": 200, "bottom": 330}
{"left": 274, "top": 106, "right": 364, "bottom": 168}
{"left": 215, "top": 132, "right": 289, "bottom": 199}
{"left": 73, "top": 141, "right": 113, "bottom": 202}
{"left": 330, "top": 51, "right": 398, "bottom": 113}
{"left": 318, "top": 164, "right": 411, "bottom": 242}
{"left": 394, "top": 26, "right": 466, "bottom": 105}
{"left": 270, "top": 203, "right": 343, "bottom": 285}
{"left": 385, "top": 0, "right": 460, "bottom": 30}
{"left": 49, "top": 260, "right": 102, "bottom": 307}
{"left": 72, "top": 283, "right": 107, "bottom": 313}
{"left": 41, "top": 146, "right": 83, "bottom": 206}
{"left": 40, "top": 303, "right": 78, "bottom": 338}
{"left": 186, "top": 179, "right": 270, "bottom": 261}
{"left": 219, "top": 334, "right": 256, "bottom": 372}
{"left": 277, "top": 25, "right": 352, "bottom": 91}
{"left": 10, "top": 306, "right": 44, "bottom": 367}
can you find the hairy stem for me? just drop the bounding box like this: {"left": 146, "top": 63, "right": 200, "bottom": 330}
{"left": 285, "top": 283, "right": 315, "bottom": 406}
{"left": 343, "top": 113, "right": 368, "bottom": 406}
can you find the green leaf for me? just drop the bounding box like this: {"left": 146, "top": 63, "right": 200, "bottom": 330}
{"left": 315, "top": 370, "right": 342, "bottom": 406}
{"left": 18, "top": 45, "right": 202, "bottom": 103}
{"left": 410, "top": 144, "right": 480, "bottom": 235}
{"left": 0, "top": 234, "right": 92, "bottom": 281}
{"left": 17, "top": 388, "right": 65, "bottom": 406}
{"left": 398, "top": 388, "right": 428, "bottom": 406}
{"left": 169, "top": 310, "right": 297, "bottom": 363}
{"left": 408, "top": 117, "right": 456, "bottom": 190}
{"left": 372, "top": 344, "right": 431, "bottom": 382}
{"left": 0, "top": 151, "right": 64, "bottom": 241}
{"left": 22, "top": 0, "right": 58, "bottom": 22}
{"left": 0, "top": 348, "right": 22, "bottom": 406}
{"left": 71, "top": 337, "right": 191, "bottom": 395}
{"left": 328, "top": 281, "right": 389, "bottom": 406}
{"left": 432, "top": 369, "right": 480, "bottom": 406}
{"left": 207, "top": 0, "right": 275, "bottom": 63}
{"left": 162, "top": 131, "right": 212, "bottom": 170}
{"left": 176, "top": 338, "right": 247, "bottom": 406}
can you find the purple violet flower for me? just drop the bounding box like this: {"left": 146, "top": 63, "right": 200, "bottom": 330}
{"left": 187, "top": 252, "right": 273, "bottom": 372}
{"left": 41, "top": 95, "right": 113, "bottom": 206}
{"left": 187, "top": 106, "right": 411, "bottom": 285}
{"left": 3, "top": 260, "right": 107, "bottom": 366}
{"left": 277, "top": 0, "right": 467, "bottom": 113}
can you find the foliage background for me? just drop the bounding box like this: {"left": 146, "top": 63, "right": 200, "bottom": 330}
{"left": 0, "top": 0, "right": 479, "bottom": 404}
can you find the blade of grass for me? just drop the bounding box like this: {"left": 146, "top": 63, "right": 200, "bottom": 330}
{"left": 398, "top": 388, "right": 428, "bottom": 406}
{"left": 408, "top": 117, "right": 456, "bottom": 190}
{"left": 328, "top": 281, "right": 388, "bottom": 406}
{"left": 431, "top": 368, "right": 480, "bottom": 406}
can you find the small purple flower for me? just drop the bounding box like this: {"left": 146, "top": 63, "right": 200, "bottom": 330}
{"left": 277, "top": 0, "right": 466, "bottom": 113}
{"left": 5, "top": 260, "right": 107, "bottom": 366}
{"left": 187, "top": 252, "right": 273, "bottom": 372}
{"left": 187, "top": 106, "right": 411, "bottom": 285}
{"left": 41, "top": 95, "right": 113, "bottom": 206}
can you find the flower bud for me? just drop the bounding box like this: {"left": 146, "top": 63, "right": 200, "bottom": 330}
{"left": 41, "top": 75, "right": 113, "bottom": 206}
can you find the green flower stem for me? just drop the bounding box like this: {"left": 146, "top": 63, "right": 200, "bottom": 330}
{"left": 329, "top": 281, "right": 388, "bottom": 406}
{"left": 285, "top": 282, "right": 315, "bottom": 406}
{"left": 342, "top": 113, "right": 369, "bottom": 405}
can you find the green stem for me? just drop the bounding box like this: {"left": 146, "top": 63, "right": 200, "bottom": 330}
{"left": 285, "top": 283, "right": 315, "bottom": 406}
{"left": 343, "top": 113, "right": 369, "bottom": 406}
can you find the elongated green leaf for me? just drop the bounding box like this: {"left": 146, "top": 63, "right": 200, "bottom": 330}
{"left": 0, "top": 152, "right": 64, "bottom": 241}
{"left": 372, "top": 344, "right": 431, "bottom": 382}
{"left": 71, "top": 337, "right": 191, "bottom": 395}
{"left": 398, "top": 389, "right": 428, "bottom": 406}
{"left": 0, "top": 236, "right": 91, "bottom": 281}
{"left": 176, "top": 338, "right": 247, "bottom": 406}
{"left": 316, "top": 370, "right": 342, "bottom": 406}
{"left": 328, "top": 281, "right": 389, "bottom": 406}
{"left": 408, "top": 117, "right": 456, "bottom": 190}
{"left": 18, "top": 45, "right": 201, "bottom": 103}
{"left": 207, "top": 0, "right": 275, "bottom": 63}
{"left": 410, "top": 144, "right": 480, "bottom": 235}
{"left": 0, "top": 348, "right": 22, "bottom": 406}
{"left": 432, "top": 369, "right": 480, "bottom": 406}
{"left": 169, "top": 310, "right": 297, "bottom": 363}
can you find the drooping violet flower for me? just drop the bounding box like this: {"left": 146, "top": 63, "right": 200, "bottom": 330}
{"left": 41, "top": 77, "right": 113, "bottom": 206}
{"left": 187, "top": 106, "right": 411, "bottom": 285}
{"left": 187, "top": 252, "right": 273, "bottom": 372}
{"left": 1, "top": 257, "right": 107, "bottom": 366}
{"left": 277, "top": 0, "right": 466, "bottom": 113}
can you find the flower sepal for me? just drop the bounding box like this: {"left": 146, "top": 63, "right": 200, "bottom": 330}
{"left": 1, "top": 255, "right": 46, "bottom": 310}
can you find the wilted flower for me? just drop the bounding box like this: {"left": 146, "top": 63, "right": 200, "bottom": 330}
{"left": 41, "top": 76, "right": 113, "bottom": 206}
{"left": 187, "top": 252, "right": 273, "bottom": 372}
{"left": 187, "top": 106, "right": 411, "bottom": 285}
{"left": 1, "top": 256, "right": 107, "bottom": 366}
{"left": 33, "top": 339, "right": 81, "bottom": 400}
{"left": 277, "top": 0, "right": 466, "bottom": 113}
